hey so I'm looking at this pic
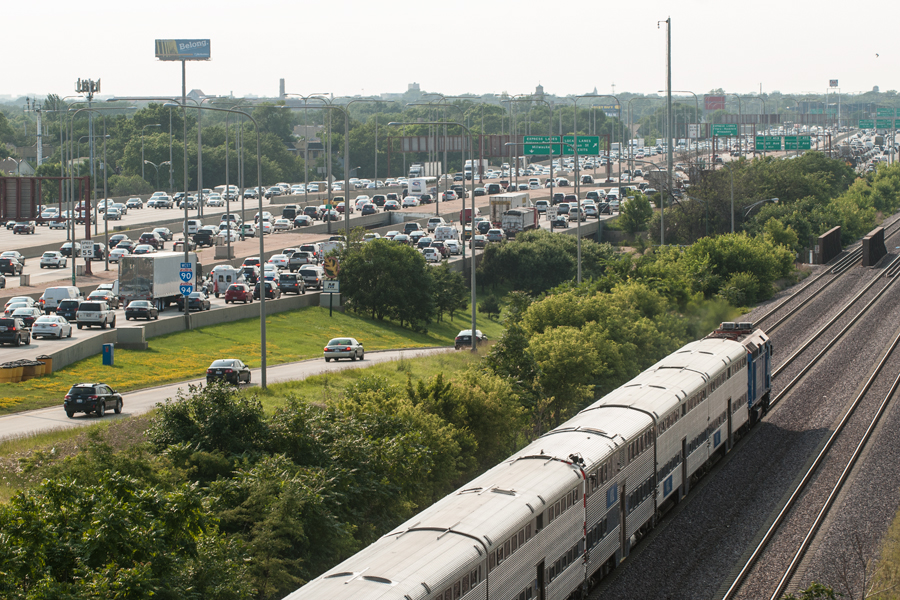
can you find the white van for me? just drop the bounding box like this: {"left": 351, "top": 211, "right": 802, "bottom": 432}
{"left": 433, "top": 226, "right": 460, "bottom": 242}
{"left": 186, "top": 219, "right": 202, "bottom": 235}
{"left": 39, "top": 286, "right": 82, "bottom": 314}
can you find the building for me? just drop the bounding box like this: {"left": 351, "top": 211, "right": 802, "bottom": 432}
{"left": 0, "top": 158, "right": 36, "bottom": 176}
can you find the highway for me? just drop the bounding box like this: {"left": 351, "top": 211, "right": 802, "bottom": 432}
{"left": 0, "top": 346, "right": 453, "bottom": 442}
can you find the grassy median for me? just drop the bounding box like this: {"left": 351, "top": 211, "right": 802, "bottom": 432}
{"left": 0, "top": 304, "right": 504, "bottom": 415}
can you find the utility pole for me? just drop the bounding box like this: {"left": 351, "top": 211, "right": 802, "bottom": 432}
{"left": 660, "top": 18, "right": 672, "bottom": 247}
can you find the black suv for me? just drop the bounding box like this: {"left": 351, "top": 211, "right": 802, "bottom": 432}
{"left": 278, "top": 273, "right": 306, "bottom": 295}
{"left": 403, "top": 222, "right": 422, "bottom": 235}
{"left": 64, "top": 382, "right": 123, "bottom": 418}
{"left": 57, "top": 299, "right": 81, "bottom": 321}
{"left": 0, "top": 258, "right": 23, "bottom": 275}
{"left": 0, "top": 318, "right": 30, "bottom": 346}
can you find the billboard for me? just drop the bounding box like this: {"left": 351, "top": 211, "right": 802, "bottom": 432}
{"left": 829, "top": 79, "right": 838, "bottom": 87}
{"left": 705, "top": 95, "right": 726, "bottom": 111}
{"left": 155, "top": 39, "right": 211, "bottom": 61}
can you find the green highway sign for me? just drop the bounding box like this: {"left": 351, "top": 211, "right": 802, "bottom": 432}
{"left": 712, "top": 124, "right": 739, "bottom": 136}
{"left": 522, "top": 135, "right": 601, "bottom": 155}
{"left": 859, "top": 119, "right": 875, "bottom": 128}
{"left": 809, "top": 109, "right": 823, "bottom": 115}
{"left": 877, "top": 107, "right": 895, "bottom": 117}
{"left": 755, "top": 135, "right": 781, "bottom": 151}
{"left": 784, "top": 136, "right": 811, "bottom": 150}
{"left": 876, "top": 119, "right": 894, "bottom": 129}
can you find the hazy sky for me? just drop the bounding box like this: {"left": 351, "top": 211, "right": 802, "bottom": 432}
{"left": 7, "top": 0, "right": 893, "bottom": 102}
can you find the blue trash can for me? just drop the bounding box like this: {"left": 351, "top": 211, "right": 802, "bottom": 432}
{"left": 102, "top": 343, "right": 114, "bottom": 367}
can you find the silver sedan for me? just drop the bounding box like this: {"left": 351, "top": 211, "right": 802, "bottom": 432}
{"left": 32, "top": 315, "right": 73, "bottom": 339}
{"left": 323, "top": 337, "right": 364, "bottom": 362}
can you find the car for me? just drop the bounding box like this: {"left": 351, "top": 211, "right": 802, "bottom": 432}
{"left": 442, "top": 190, "right": 457, "bottom": 202}
{"left": 4, "top": 302, "right": 29, "bottom": 317}
{"left": 430, "top": 240, "right": 450, "bottom": 257}
{"left": 551, "top": 215, "right": 569, "bottom": 228}
{"left": 584, "top": 205, "right": 599, "bottom": 218}
{"left": 87, "top": 289, "right": 120, "bottom": 309}
{"left": 476, "top": 221, "right": 491, "bottom": 235}
{"left": 569, "top": 208, "right": 586, "bottom": 222}
{"left": 254, "top": 211, "right": 273, "bottom": 223}
{"left": 0, "top": 258, "right": 23, "bottom": 275}
{"left": 240, "top": 265, "right": 261, "bottom": 285}
{"left": 294, "top": 215, "right": 314, "bottom": 227}
{"left": 103, "top": 207, "right": 122, "bottom": 220}
{"left": 239, "top": 223, "right": 257, "bottom": 238}
{"left": 271, "top": 218, "right": 291, "bottom": 232}
{"left": 445, "top": 240, "right": 461, "bottom": 255}
{"left": 454, "top": 329, "right": 487, "bottom": 350}
{"left": 56, "top": 299, "right": 81, "bottom": 322}
{"left": 0, "top": 317, "right": 30, "bottom": 346}
{"left": 11, "top": 307, "right": 43, "bottom": 328}
{"left": 472, "top": 235, "right": 487, "bottom": 248}
{"left": 392, "top": 234, "right": 410, "bottom": 245}
{"left": 49, "top": 218, "right": 68, "bottom": 230}
{"left": 361, "top": 203, "right": 377, "bottom": 216}
{"left": 32, "top": 315, "right": 73, "bottom": 339}
{"left": 172, "top": 239, "right": 195, "bottom": 252}
{"left": 486, "top": 229, "right": 504, "bottom": 243}
{"left": 323, "top": 337, "right": 364, "bottom": 362}
{"left": 534, "top": 200, "right": 549, "bottom": 214}
{"left": 63, "top": 382, "right": 123, "bottom": 418}
{"left": 178, "top": 291, "right": 211, "bottom": 312}
{"left": 423, "top": 247, "right": 442, "bottom": 263}
{"left": 206, "top": 358, "right": 252, "bottom": 385}
{"left": 37, "top": 251, "right": 65, "bottom": 269}
{"left": 402, "top": 196, "right": 420, "bottom": 208}
{"left": 132, "top": 244, "right": 156, "bottom": 255}
{"left": 126, "top": 197, "right": 144, "bottom": 209}
{"left": 124, "top": 300, "right": 159, "bottom": 321}
{"left": 254, "top": 280, "right": 282, "bottom": 299}
{"left": 206, "top": 194, "right": 225, "bottom": 207}
{"left": 139, "top": 231, "right": 165, "bottom": 249}
{"left": 278, "top": 273, "right": 306, "bottom": 295}
{"left": 383, "top": 200, "right": 401, "bottom": 211}
{"left": 13, "top": 221, "right": 35, "bottom": 235}
{"left": 153, "top": 227, "right": 174, "bottom": 241}
{"left": 268, "top": 254, "right": 290, "bottom": 270}
{"left": 384, "top": 231, "right": 400, "bottom": 240}
{"left": 260, "top": 221, "right": 274, "bottom": 235}
{"left": 474, "top": 187, "right": 486, "bottom": 196}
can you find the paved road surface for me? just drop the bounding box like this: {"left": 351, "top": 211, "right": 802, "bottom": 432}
{"left": 0, "top": 346, "right": 453, "bottom": 442}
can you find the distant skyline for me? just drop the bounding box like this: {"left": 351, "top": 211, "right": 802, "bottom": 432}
{"left": 6, "top": 0, "right": 895, "bottom": 102}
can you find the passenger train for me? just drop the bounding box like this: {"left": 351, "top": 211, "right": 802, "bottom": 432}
{"left": 284, "top": 322, "right": 773, "bottom": 600}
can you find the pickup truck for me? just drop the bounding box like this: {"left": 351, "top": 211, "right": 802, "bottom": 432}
{"left": 75, "top": 301, "right": 116, "bottom": 329}
{"left": 192, "top": 227, "right": 218, "bottom": 248}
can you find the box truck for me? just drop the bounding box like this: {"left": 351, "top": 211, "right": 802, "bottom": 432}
{"left": 501, "top": 207, "right": 539, "bottom": 238}
{"left": 119, "top": 251, "right": 199, "bottom": 310}
{"left": 489, "top": 192, "right": 531, "bottom": 225}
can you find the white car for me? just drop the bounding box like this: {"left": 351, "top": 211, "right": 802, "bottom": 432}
{"left": 267, "top": 254, "right": 290, "bottom": 269}
{"left": 32, "top": 315, "right": 72, "bottom": 339}
{"left": 260, "top": 221, "right": 273, "bottom": 235}
{"left": 39, "top": 251, "right": 67, "bottom": 269}
{"left": 49, "top": 218, "right": 69, "bottom": 230}
{"left": 308, "top": 183, "right": 319, "bottom": 192}
{"left": 216, "top": 229, "right": 240, "bottom": 243}
{"left": 423, "top": 247, "right": 442, "bottom": 263}
{"left": 206, "top": 194, "right": 225, "bottom": 207}
{"left": 108, "top": 248, "right": 130, "bottom": 263}
{"left": 402, "top": 196, "right": 419, "bottom": 208}
{"left": 273, "top": 218, "right": 292, "bottom": 232}
{"left": 445, "top": 240, "right": 461, "bottom": 255}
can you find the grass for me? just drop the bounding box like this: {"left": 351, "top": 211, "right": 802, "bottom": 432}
{"left": 0, "top": 301, "right": 505, "bottom": 416}
{"left": 0, "top": 349, "right": 488, "bottom": 502}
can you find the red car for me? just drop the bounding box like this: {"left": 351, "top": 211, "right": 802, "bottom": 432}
{"left": 224, "top": 283, "right": 253, "bottom": 304}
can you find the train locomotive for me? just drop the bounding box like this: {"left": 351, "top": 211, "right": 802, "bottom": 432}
{"left": 284, "top": 322, "right": 773, "bottom": 600}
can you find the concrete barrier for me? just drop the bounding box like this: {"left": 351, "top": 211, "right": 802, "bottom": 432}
{"left": 42, "top": 292, "right": 322, "bottom": 373}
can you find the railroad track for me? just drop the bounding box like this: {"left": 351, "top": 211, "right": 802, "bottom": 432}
{"left": 755, "top": 214, "right": 900, "bottom": 334}
{"left": 720, "top": 255, "right": 900, "bottom": 600}
{"left": 722, "top": 316, "right": 900, "bottom": 600}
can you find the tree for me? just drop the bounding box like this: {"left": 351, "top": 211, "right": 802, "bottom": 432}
{"left": 339, "top": 239, "right": 434, "bottom": 329}
{"left": 479, "top": 294, "right": 501, "bottom": 320}
{"left": 619, "top": 193, "right": 654, "bottom": 233}
{"left": 431, "top": 263, "right": 468, "bottom": 322}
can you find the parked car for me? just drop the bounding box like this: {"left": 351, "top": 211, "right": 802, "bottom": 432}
{"left": 454, "top": 329, "right": 487, "bottom": 350}
{"left": 323, "top": 337, "right": 364, "bottom": 362}
{"left": 32, "top": 315, "right": 73, "bottom": 339}
{"left": 124, "top": 300, "right": 159, "bottom": 321}
{"left": 40, "top": 251, "right": 68, "bottom": 269}
{"left": 224, "top": 283, "right": 254, "bottom": 304}
{"left": 206, "top": 358, "right": 252, "bottom": 385}
{"left": 64, "top": 382, "right": 123, "bottom": 418}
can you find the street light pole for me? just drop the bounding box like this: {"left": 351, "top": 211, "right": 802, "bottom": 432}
{"left": 390, "top": 120, "right": 477, "bottom": 350}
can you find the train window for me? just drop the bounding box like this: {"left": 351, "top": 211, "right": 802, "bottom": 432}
{"left": 497, "top": 545, "right": 504, "bottom": 564}
{"left": 435, "top": 593, "right": 442, "bottom": 600}
{"left": 526, "top": 523, "right": 532, "bottom": 541}
{"left": 454, "top": 582, "right": 460, "bottom": 599}
{"left": 519, "top": 529, "right": 525, "bottom": 546}
{"left": 444, "top": 589, "right": 451, "bottom": 600}
{"left": 461, "top": 574, "right": 469, "bottom": 594}
{"left": 536, "top": 514, "right": 543, "bottom": 532}
{"left": 509, "top": 536, "right": 516, "bottom": 554}
{"left": 489, "top": 552, "right": 496, "bottom": 571}
{"left": 520, "top": 592, "right": 526, "bottom": 600}
{"left": 556, "top": 500, "right": 561, "bottom": 516}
